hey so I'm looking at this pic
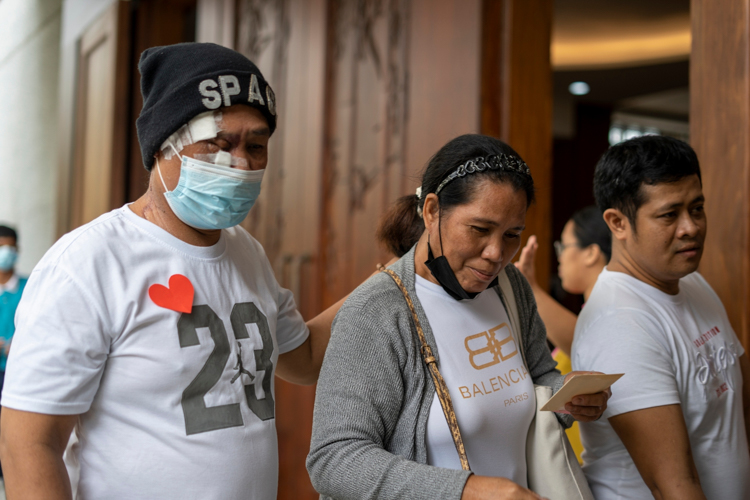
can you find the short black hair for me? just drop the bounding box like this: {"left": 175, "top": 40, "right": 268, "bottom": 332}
{"left": 0, "top": 225, "right": 17, "bottom": 242}
{"left": 570, "top": 206, "right": 611, "bottom": 263}
{"left": 594, "top": 135, "right": 701, "bottom": 224}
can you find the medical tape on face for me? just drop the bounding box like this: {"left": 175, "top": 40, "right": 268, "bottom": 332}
{"left": 160, "top": 111, "right": 223, "bottom": 159}
{"left": 194, "top": 152, "right": 248, "bottom": 168}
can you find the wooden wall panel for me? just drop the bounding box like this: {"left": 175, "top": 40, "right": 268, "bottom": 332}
{"left": 691, "top": 0, "right": 750, "bottom": 349}
{"left": 405, "top": 0, "right": 481, "bottom": 183}
{"left": 320, "top": 0, "right": 413, "bottom": 306}
{"left": 234, "top": 1, "right": 327, "bottom": 498}
{"left": 481, "top": 0, "right": 554, "bottom": 289}
{"left": 126, "top": 0, "right": 198, "bottom": 202}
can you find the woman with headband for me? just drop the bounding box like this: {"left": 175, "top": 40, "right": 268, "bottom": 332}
{"left": 306, "top": 134, "right": 609, "bottom": 500}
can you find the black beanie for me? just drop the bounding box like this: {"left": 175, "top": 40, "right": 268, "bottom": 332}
{"left": 136, "top": 42, "right": 277, "bottom": 170}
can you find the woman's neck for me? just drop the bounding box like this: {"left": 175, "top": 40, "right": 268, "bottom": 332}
{"left": 413, "top": 232, "right": 439, "bottom": 285}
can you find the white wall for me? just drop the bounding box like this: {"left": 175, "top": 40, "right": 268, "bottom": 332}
{"left": 0, "top": 0, "right": 63, "bottom": 274}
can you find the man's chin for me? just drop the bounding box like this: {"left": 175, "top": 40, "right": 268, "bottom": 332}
{"left": 669, "top": 259, "right": 701, "bottom": 280}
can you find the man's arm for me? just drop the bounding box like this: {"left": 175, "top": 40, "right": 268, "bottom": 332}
{"left": 741, "top": 354, "right": 750, "bottom": 448}
{"left": 609, "top": 404, "right": 706, "bottom": 500}
{"left": 0, "top": 408, "right": 78, "bottom": 500}
{"left": 275, "top": 294, "right": 347, "bottom": 385}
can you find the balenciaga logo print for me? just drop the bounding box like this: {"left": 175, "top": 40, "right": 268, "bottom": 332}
{"left": 464, "top": 323, "right": 518, "bottom": 370}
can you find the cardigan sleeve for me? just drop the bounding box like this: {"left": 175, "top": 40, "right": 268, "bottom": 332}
{"left": 306, "top": 289, "right": 471, "bottom": 500}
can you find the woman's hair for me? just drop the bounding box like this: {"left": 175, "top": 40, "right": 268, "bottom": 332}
{"left": 570, "top": 205, "right": 611, "bottom": 263}
{"left": 377, "top": 134, "right": 535, "bottom": 257}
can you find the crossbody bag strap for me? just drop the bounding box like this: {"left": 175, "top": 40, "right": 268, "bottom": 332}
{"left": 381, "top": 268, "right": 471, "bottom": 472}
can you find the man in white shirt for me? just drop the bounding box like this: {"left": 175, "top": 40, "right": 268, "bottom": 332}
{"left": 572, "top": 135, "right": 750, "bottom": 500}
{"left": 0, "top": 43, "right": 344, "bottom": 500}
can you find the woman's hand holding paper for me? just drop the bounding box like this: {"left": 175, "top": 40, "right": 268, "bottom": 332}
{"left": 561, "top": 371, "right": 613, "bottom": 422}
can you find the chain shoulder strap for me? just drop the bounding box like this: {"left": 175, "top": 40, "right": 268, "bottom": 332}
{"left": 381, "top": 268, "right": 471, "bottom": 471}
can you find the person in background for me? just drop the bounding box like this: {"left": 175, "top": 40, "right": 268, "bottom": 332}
{"left": 0, "top": 225, "right": 27, "bottom": 481}
{"left": 0, "top": 225, "right": 25, "bottom": 394}
{"left": 573, "top": 135, "right": 750, "bottom": 499}
{"left": 514, "top": 206, "right": 611, "bottom": 462}
{"left": 514, "top": 206, "right": 611, "bottom": 359}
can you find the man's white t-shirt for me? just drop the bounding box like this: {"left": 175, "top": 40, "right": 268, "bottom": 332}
{"left": 572, "top": 268, "right": 750, "bottom": 500}
{"left": 416, "top": 275, "right": 535, "bottom": 484}
{"left": 2, "top": 206, "right": 309, "bottom": 500}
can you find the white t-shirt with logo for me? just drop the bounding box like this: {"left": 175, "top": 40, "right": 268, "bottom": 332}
{"left": 572, "top": 268, "right": 750, "bottom": 500}
{"left": 416, "top": 275, "right": 535, "bottom": 484}
{"left": 2, "top": 206, "right": 309, "bottom": 500}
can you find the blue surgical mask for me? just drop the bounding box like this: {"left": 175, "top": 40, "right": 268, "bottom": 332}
{"left": 0, "top": 246, "right": 18, "bottom": 271}
{"left": 157, "top": 151, "right": 264, "bottom": 230}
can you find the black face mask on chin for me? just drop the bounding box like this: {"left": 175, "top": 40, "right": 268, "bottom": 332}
{"left": 424, "top": 218, "right": 499, "bottom": 301}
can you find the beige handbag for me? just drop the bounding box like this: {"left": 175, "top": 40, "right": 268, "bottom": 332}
{"left": 382, "top": 267, "right": 593, "bottom": 500}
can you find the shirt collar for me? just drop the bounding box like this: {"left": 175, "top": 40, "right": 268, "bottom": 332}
{"left": 0, "top": 274, "right": 19, "bottom": 294}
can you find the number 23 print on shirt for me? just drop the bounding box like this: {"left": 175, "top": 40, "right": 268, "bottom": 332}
{"left": 149, "top": 274, "right": 275, "bottom": 435}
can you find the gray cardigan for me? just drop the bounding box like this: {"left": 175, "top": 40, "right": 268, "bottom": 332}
{"left": 307, "top": 247, "right": 571, "bottom": 500}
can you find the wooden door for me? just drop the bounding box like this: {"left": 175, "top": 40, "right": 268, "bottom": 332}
{"left": 482, "top": 0, "right": 554, "bottom": 289}
{"left": 68, "top": 1, "right": 130, "bottom": 229}
{"left": 126, "top": 0, "right": 199, "bottom": 201}
{"left": 692, "top": 0, "right": 750, "bottom": 349}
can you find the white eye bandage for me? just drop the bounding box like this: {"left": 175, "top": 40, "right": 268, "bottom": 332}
{"left": 160, "top": 111, "right": 223, "bottom": 160}
{"left": 194, "top": 152, "right": 248, "bottom": 168}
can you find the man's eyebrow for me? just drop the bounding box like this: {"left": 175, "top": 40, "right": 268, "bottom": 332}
{"left": 249, "top": 127, "right": 271, "bottom": 137}
{"left": 656, "top": 194, "right": 705, "bottom": 211}
{"left": 216, "top": 131, "right": 238, "bottom": 140}
{"left": 215, "top": 127, "right": 271, "bottom": 141}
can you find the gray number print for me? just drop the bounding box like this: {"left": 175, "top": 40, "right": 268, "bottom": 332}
{"left": 231, "top": 302, "right": 275, "bottom": 421}
{"left": 178, "top": 305, "right": 243, "bottom": 435}
{"left": 177, "top": 303, "right": 274, "bottom": 435}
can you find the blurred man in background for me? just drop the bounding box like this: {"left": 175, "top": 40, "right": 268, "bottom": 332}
{"left": 0, "top": 225, "right": 26, "bottom": 482}
{"left": 0, "top": 226, "right": 25, "bottom": 395}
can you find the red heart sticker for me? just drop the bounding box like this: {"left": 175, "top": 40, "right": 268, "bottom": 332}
{"left": 148, "top": 274, "right": 194, "bottom": 313}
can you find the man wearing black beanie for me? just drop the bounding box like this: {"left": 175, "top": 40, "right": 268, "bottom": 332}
{"left": 0, "top": 43, "right": 343, "bottom": 500}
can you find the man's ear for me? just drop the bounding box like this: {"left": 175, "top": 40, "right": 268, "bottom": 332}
{"left": 603, "top": 208, "right": 630, "bottom": 242}
{"left": 422, "top": 193, "right": 440, "bottom": 231}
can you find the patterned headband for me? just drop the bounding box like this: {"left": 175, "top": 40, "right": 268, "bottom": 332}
{"left": 434, "top": 154, "right": 531, "bottom": 196}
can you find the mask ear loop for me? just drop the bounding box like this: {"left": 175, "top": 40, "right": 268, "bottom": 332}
{"left": 155, "top": 158, "right": 171, "bottom": 194}
{"left": 425, "top": 196, "right": 447, "bottom": 261}
{"left": 155, "top": 143, "right": 184, "bottom": 194}
{"left": 437, "top": 198, "right": 446, "bottom": 259}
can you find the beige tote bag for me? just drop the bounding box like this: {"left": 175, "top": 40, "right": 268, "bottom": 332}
{"left": 497, "top": 269, "right": 594, "bottom": 500}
